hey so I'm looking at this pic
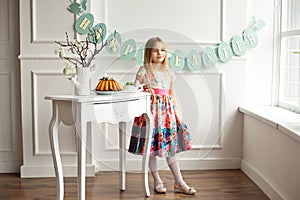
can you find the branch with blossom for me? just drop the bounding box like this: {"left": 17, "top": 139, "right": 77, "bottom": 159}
{"left": 55, "top": 29, "right": 116, "bottom": 74}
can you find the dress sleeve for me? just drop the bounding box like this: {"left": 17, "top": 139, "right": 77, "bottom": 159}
{"left": 135, "top": 66, "right": 147, "bottom": 85}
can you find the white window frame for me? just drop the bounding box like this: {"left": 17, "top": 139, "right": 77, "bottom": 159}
{"left": 274, "top": 0, "right": 300, "bottom": 113}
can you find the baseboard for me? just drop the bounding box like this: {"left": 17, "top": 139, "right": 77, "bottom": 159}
{"left": 20, "top": 164, "right": 95, "bottom": 178}
{"left": 241, "top": 159, "right": 284, "bottom": 200}
{"left": 95, "top": 158, "right": 241, "bottom": 172}
{"left": 0, "top": 161, "right": 22, "bottom": 173}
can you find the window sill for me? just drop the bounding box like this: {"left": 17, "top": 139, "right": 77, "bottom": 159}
{"left": 239, "top": 105, "right": 300, "bottom": 143}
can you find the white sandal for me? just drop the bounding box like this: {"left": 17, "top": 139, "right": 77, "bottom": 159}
{"left": 174, "top": 182, "right": 196, "bottom": 195}
{"left": 154, "top": 182, "right": 167, "bottom": 194}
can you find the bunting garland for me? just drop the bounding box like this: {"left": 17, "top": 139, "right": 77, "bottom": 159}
{"left": 67, "top": 0, "right": 265, "bottom": 71}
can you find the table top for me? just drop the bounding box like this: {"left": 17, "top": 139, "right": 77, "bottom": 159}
{"left": 45, "top": 91, "right": 151, "bottom": 103}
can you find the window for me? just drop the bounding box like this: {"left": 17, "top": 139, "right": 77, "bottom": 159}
{"left": 278, "top": 0, "right": 300, "bottom": 113}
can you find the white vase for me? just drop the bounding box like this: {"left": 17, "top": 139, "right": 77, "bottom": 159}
{"left": 74, "top": 67, "right": 91, "bottom": 96}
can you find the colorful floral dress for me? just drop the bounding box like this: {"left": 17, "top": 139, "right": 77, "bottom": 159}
{"left": 128, "top": 66, "right": 192, "bottom": 157}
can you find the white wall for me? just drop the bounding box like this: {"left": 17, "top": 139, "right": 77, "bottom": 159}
{"left": 0, "top": 0, "right": 22, "bottom": 173}
{"left": 243, "top": 1, "right": 300, "bottom": 199}
{"left": 242, "top": 115, "right": 300, "bottom": 200}
{"left": 19, "top": 0, "right": 95, "bottom": 177}
{"left": 19, "top": 0, "right": 250, "bottom": 176}
{"left": 246, "top": 0, "right": 275, "bottom": 105}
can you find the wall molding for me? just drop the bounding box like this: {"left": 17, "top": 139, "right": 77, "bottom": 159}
{"left": 0, "top": 0, "right": 10, "bottom": 44}
{"left": 18, "top": 54, "right": 247, "bottom": 61}
{"left": 104, "top": 123, "right": 123, "bottom": 151}
{"left": 0, "top": 161, "right": 22, "bottom": 173}
{"left": 31, "top": 70, "right": 76, "bottom": 156}
{"left": 30, "top": 70, "right": 224, "bottom": 156}
{"left": 0, "top": 72, "right": 13, "bottom": 152}
{"left": 31, "top": 0, "right": 77, "bottom": 44}
{"left": 29, "top": 0, "right": 225, "bottom": 45}
{"left": 103, "top": 0, "right": 225, "bottom": 45}
{"left": 20, "top": 164, "right": 95, "bottom": 178}
{"left": 96, "top": 157, "right": 241, "bottom": 172}
{"left": 31, "top": 0, "right": 46, "bottom": 43}
{"left": 110, "top": 71, "right": 225, "bottom": 151}
{"left": 97, "top": 72, "right": 224, "bottom": 152}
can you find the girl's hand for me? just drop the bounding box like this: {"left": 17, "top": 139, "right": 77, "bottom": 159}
{"left": 142, "top": 88, "right": 157, "bottom": 103}
{"left": 143, "top": 88, "right": 155, "bottom": 95}
{"left": 143, "top": 88, "right": 151, "bottom": 93}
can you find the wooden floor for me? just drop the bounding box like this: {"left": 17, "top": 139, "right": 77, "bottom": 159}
{"left": 0, "top": 170, "right": 269, "bottom": 200}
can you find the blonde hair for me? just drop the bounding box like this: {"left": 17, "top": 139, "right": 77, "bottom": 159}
{"left": 144, "top": 37, "right": 168, "bottom": 76}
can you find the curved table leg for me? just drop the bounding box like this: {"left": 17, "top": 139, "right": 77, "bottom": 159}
{"left": 49, "top": 101, "right": 64, "bottom": 200}
{"left": 142, "top": 112, "right": 153, "bottom": 197}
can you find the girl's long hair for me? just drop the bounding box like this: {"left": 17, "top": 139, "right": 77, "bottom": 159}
{"left": 144, "top": 37, "right": 168, "bottom": 76}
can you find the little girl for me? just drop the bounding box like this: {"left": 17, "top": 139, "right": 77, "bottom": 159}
{"left": 128, "top": 37, "right": 196, "bottom": 195}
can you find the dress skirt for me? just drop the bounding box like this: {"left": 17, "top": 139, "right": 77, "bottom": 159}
{"left": 128, "top": 88, "right": 192, "bottom": 157}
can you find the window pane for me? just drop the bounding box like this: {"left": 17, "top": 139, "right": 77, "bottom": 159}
{"left": 281, "top": 0, "right": 300, "bottom": 31}
{"left": 279, "top": 36, "right": 300, "bottom": 111}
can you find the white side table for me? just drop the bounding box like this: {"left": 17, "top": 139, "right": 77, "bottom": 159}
{"left": 45, "top": 92, "right": 153, "bottom": 200}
